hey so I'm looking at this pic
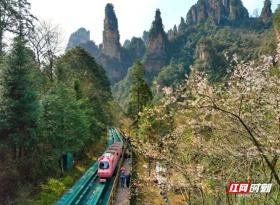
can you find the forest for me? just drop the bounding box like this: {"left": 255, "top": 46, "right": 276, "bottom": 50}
{"left": 128, "top": 4, "right": 280, "bottom": 205}
{"left": 0, "top": 0, "right": 113, "bottom": 204}
{"left": 1, "top": 0, "right": 280, "bottom": 204}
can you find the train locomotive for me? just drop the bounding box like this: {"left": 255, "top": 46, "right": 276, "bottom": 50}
{"left": 97, "top": 141, "right": 123, "bottom": 182}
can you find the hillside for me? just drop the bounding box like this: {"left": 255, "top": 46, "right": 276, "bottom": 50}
{"left": 1, "top": 0, "right": 280, "bottom": 204}
{"left": 129, "top": 5, "right": 280, "bottom": 205}
{"left": 113, "top": 0, "right": 274, "bottom": 111}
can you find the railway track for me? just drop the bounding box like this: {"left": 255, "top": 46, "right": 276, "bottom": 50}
{"left": 55, "top": 128, "right": 125, "bottom": 205}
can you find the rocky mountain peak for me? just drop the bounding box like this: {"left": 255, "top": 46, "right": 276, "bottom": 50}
{"left": 125, "top": 37, "right": 146, "bottom": 61}
{"left": 178, "top": 17, "right": 187, "bottom": 32}
{"left": 167, "top": 25, "right": 178, "bottom": 40}
{"left": 228, "top": 0, "right": 249, "bottom": 21}
{"left": 102, "top": 3, "right": 121, "bottom": 60}
{"left": 104, "top": 3, "right": 118, "bottom": 31}
{"left": 142, "top": 31, "right": 149, "bottom": 45}
{"left": 144, "top": 9, "right": 168, "bottom": 82}
{"left": 66, "top": 28, "right": 90, "bottom": 51}
{"left": 186, "top": 0, "right": 249, "bottom": 25}
{"left": 149, "top": 9, "right": 165, "bottom": 39}
{"left": 260, "top": 0, "right": 272, "bottom": 20}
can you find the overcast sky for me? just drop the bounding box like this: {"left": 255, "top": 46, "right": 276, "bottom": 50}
{"left": 29, "top": 0, "right": 280, "bottom": 48}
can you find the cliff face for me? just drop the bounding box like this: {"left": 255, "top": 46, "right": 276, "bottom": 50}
{"left": 228, "top": 0, "right": 249, "bottom": 21}
{"left": 195, "top": 38, "right": 228, "bottom": 82}
{"left": 102, "top": 3, "right": 122, "bottom": 60}
{"left": 66, "top": 28, "right": 90, "bottom": 51}
{"left": 98, "top": 3, "right": 128, "bottom": 84}
{"left": 142, "top": 31, "right": 149, "bottom": 45}
{"left": 178, "top": 17, "right": 187, "bottom": 32}
{"left": 66, "top": 4, "right": 142, "bottom": 85}
{"left": 186, "top": 0, "right": 248, "bottom": 25}
{"left": 197, "top": 41, "right": 212, "bottom": 63}
{"left": 260, "top": 0, "right": 272, "bottom": 20}
{"left": 167, "top": 25, "right": 177, "bottom": 40}
{"left": 66, "top": 28, "right": 99, "bottom": 58}
{"left": 143, "top": 9, "right": 168, "bottom": 82}
{"left": 125, "top": 37, "right": 146, "bottom": 61}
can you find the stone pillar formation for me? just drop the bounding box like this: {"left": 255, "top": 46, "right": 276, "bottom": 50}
{"left": 102, "top": 3, "right": 121, "bottom": 61}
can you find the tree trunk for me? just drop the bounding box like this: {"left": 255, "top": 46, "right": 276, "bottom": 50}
{"left": 49, "top": 58, "right": 53, "bottom": 81}
{"left": 59, "top": 157, "right": 64, "bottom": 175}
{"left": 0, "top": 29, "right": 3, "bottom": 56}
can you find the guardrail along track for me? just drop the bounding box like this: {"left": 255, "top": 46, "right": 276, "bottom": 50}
{"left": 55, "top": 128, "right": 126, "bottom": 205}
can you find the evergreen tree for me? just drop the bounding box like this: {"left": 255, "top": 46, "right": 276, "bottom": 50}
{"left": 1, "top": 36, "right": 39, "bottom": 159}
{"left": 41, "top": 84, "right": 90, "bottom": 173}
{"left": 56, "top": 47, "right": 112, "bottom": 138}
{"left": 0, "top": 0, "right": 35, "bottom": 55}
{"left": 127, "top": 61, "right": 152, "bottom": 121}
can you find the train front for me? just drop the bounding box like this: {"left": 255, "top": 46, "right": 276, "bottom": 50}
{"left": 98, "top": 154, "right": 112, "bottom": 183}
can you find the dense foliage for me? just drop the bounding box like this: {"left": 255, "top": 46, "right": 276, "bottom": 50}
{"left": 0, "top": 2, "right": 113, "bottom": 203}
{"left": 1, "top": 1, "right": 280, "bottom": 204}
{"left": 112, "top": 66, "right": 133, "bottom": 112}
{"left": 130, "top": 8, "right": 280, "bottom": 205}
{"left": 135, "top": 55, "right": 280, "bottom": 204}
{"left": 1, "top": 36, "right": 40, "bottom": 161}
{"left": 124, "top": 37, "right": 146, "bottom": 64}
{"left": 154, "top": 63, "right": 186, "bottom": 89}
{"left": 127, "top": 61, "right": 152, "bottom": 122}
{"left": 0, "top": 0, "right": 35, "bottom": 54}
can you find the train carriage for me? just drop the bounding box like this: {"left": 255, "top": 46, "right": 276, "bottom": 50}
{"left": 98, "top": 141, "right": 123, "bottom": 182}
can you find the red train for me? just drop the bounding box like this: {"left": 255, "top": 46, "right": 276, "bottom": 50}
{"left": 97, "top": 141, "right": 123, "bottom": 182}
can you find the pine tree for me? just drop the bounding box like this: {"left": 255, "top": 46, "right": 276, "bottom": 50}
{"left": 0, "top": 0, "right": 35, "bottom": 55}
{"left": 128, "top": 61, "right": 152, "bottom": 121}
{"left": 41, "top": 84, "right": 90, "bottom": 173}
{"left": 1, "top": 35, "right": 39, "bottom": 159}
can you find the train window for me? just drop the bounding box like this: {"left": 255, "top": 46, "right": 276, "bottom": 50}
{"left": 99, "top": 161, "right": 109, "bottom": 169}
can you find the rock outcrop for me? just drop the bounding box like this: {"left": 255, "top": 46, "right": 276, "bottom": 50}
{"left": 66, "top": 27, "right": 99, "bottom": 58}
{"left": 228, "top": 0, "right": 249, "bottom": 21}
{"left": 196, "top": 39, "right": 214, "bottom": 63}
{"left": 66, "top": 28, "right": 90, "bottom": 51}
{"left": 123, "top": 39, "right": 131, "bottom": 49}
{"left": 195, "top": 38, "right": 228, "bottom": 82}
{"left": 142, "top": 31, "right": 149, "bottom": 45}
{"left": 125, "top": 37, "right": 146, "bottom": 61}
{"left": 186, "top": 0, "right": 249, "bottom": 25}
{"left": 78, "top": 41, "right": 99, "bottom": 57}
{"left": 178, "top": 17, "right": 187, "bottom": 32}
{"left": 143, "top": 9, "right": 168, "bottom": 82}
{"left": 167, "top": 25, "right": 177, "bottom": 40}
{"left": 66, "top": 4, "right": 141, "bottom": 85}
{"left": 260, "top": 0, "right": 272, "bottom": 21}
{"left": 98, "top": 3, "right": 129, "bottom": 84}
{"left": 102, "top": 3, "right": 122, "bottom": 60}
